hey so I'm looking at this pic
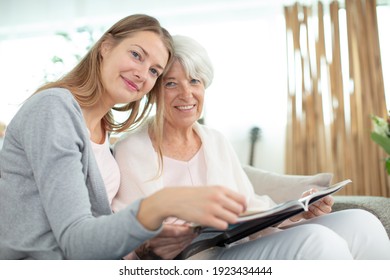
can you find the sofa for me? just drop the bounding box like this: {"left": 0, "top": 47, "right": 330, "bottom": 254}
{"left": 243, "top": 165, "right": 390, "bottom": 239}
{"left": 332, "top": 195, "right": 390, "bottom": 238}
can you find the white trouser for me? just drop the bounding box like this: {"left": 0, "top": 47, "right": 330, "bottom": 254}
{"left": 191, "top": 209, "right": 390, "bottom": 260}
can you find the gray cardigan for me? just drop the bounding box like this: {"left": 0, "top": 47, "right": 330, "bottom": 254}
{"left": 0, "top": 88, "right": 160, "bottom": 259}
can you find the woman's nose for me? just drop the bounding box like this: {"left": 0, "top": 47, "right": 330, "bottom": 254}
{"left": 133, "top": 65, "right": 148, "bottom": 82}
{"left": 180, "top": 83, "right": 192, "bottom": 97}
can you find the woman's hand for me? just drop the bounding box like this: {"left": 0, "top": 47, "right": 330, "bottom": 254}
{"left": 290, "top": 188, "right": 334, "bottom": 222}
{"left": 137, "top": 186, "right": 247, "bottom": 231}
{"left": 135, "top": 224, "right": 198, "bottom": 259}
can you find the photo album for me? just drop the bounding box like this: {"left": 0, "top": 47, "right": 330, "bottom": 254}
{"left": 175, "top": 179, "right": 352, "bottom": 259}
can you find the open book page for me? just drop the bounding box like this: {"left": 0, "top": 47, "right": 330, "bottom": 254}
{"left": 236, "top": 179, "right": 352, "bottom": 223}
{"left": 190, "top": 179, "right": 351, "bottom": 232}
{"left": 298, "top": 178, "right": 352, "bottom": 211}
{"left": 177, "top": 179, "right": 352, "bottom": 260}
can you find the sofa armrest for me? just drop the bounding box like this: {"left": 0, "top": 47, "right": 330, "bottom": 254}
{"left": 333, "top": 196, "right": 390, "bottom": 238}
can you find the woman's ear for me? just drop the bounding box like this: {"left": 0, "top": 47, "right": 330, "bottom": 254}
{"left": 100, "top": 40, "right": 113, "bottom": 58}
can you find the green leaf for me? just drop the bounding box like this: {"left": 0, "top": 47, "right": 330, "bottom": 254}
{"left": 386, "top": 158, "right": 390, "bottom": 175}
{"left": 371, "top": 132, "right": 390, "bottom": 154}
{"left": 51, "top": 56, "right": 63, "bottom": 64}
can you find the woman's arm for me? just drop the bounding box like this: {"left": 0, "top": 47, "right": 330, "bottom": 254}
{"left": 138, "top": 186, "right": 247, "bottom": 231}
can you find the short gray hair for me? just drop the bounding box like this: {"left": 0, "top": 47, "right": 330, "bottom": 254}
{"left": 169, "top": 35, "right": 214, "bottom": 88}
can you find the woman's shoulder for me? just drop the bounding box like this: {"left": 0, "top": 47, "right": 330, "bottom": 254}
{"left": 28, "top": 88, "right": 77, "bottom": 106}
{"left": 195, "top": 122, "right": 228, "bottom": 140}
{"left": 23, "top": 88, "right": 83, "bottom": 120}
{"left": 19, "top": 88, "right": 79, "bottom": 117}
{"left": 11, "top": 88, "right": 80, "bottom": 123}
{"left": 114, "top": 121, "right": 150, "bottom": 149}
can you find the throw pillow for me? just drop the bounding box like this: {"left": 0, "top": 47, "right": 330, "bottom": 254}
{"left": 243, "top": 165, "right": 333, "bottom": 204}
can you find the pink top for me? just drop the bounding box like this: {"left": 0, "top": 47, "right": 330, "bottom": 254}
{"left": 162, "top": 146, "right": 207, "bottom": 225}
{"left": 162, "top": 146, "right": 207, "bottom": 186}
{"left": 90, "top": 135, "right": 120, "bottom": 205}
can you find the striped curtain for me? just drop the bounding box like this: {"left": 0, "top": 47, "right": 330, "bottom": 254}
{"left": 284, "top": 0, "right": 389, "bottom": 197}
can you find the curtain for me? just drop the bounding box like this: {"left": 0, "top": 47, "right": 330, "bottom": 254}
{"left": 284, "top": 0, "right": 389, "bottom": 197}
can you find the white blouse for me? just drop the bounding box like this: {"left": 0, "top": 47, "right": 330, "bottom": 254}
{"left": 90, "top": 135, "right": 120, "bottom": 205}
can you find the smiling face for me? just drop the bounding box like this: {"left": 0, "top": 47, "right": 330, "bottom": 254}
{"left": 161, "top": 60, "right": 205, "bottom": 130}
{"left": 100, "top": 31, "right": 169, "bottom": 107}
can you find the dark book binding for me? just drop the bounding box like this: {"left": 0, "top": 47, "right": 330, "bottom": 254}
{"left": 174, "top": 179, "right": 352, "bottom": 259}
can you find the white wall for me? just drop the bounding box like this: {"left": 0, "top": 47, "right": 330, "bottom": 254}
{"left": 0, "top": 0, "right": 289, "bottom": 173}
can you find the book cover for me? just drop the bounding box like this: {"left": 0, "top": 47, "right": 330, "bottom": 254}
{"left": 175, "top": 179, "right": 352, "bottom": 259}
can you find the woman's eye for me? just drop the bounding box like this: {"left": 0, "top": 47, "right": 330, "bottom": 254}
{"left": 165, "top": 81, "right": 177, "bottom": 88}
{"left": 190, "top": 79, "right": 201, "bottom": 85}
{"left": 149, "top": 68, "right": 160, "bottom": 77}
{"left": 130, "top": 51, "right": 141, "bottom": 60}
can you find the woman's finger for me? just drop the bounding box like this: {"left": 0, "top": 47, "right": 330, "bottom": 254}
{"left": 322, "top": 195, "right": 334, "bottom": 206}
{"left": 158, "top": 224, "right": 195, "bottom": 237}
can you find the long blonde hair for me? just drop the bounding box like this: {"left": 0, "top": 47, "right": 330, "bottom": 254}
{"left": 35, "top": 14, "right": 173, "bottom": 133}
